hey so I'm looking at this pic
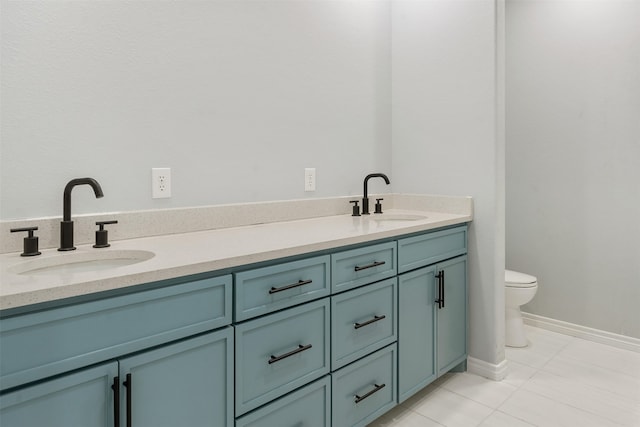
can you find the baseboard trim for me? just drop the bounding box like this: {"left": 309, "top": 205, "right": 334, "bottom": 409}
{"left": 467, "top": 356, "right": 509, "bottom": 381}
{"left": 522, "top": 312, "right": 640, "bottom": 353}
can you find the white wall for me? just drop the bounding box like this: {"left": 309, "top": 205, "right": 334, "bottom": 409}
{"left": 506, "top": 0, "right": 640, "bottom": 338}
{"left": 2, "top": 0, "right": 505, "bottom": 370}
{"left": 0, "top": 0, "right": 391, "bottom": 219}
{"left": 392, "top": 0, "right": 506, "bottom": 366}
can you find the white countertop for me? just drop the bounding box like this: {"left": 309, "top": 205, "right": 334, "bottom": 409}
{"left": 0, "top": 208, "right": 471, "bottom": 311}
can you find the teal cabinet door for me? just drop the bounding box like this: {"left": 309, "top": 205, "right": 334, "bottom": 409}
{"left": 119, "top": 328, "right": 233, "bottom": 427}
{"left": 0, "top": 362, "right": 118, "bottom": 427}
{"left": 436, "top": 256, "right": 467, "bottom": 375}
{"left": 397, "top": 266, "right": 436, "bottom": 403}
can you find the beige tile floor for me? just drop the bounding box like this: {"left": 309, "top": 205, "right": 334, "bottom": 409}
{"left": 369, "top": 325, "right": 640, "bottom": 427}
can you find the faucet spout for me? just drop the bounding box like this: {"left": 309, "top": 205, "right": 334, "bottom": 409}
{"left": 59, "top": 178, "right": 104, "bottom": 251}
{"left": 362, "top": 173, "right": 390, "bottom": 215}
{"left": 63, "top": 178, "right": 104, "bottom": 221}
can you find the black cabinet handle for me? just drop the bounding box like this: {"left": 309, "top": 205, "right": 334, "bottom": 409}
{"left": 269, "top": 344, "right": 312, "bottom": 364}
{"left": 111, "top": 376, "right": 120, "bottom": 427}
{"left": 354, "top": 315, "right": 386, "bottom": 329}
{"left": 435, "top": 271, "right": 444, "bottom": 309}
{"left": 354, "top": 261, "right": 385, "bottom": 272}
{"left": 123, "top": 373, "right": 132, "bottom": 427}
{"left": 354, "top": 383, "right": 386, "bottom": 404}
{"left": 269, "top": 279, "right": 313, "bottom": 294}
{"left": 441, "top": 270, "right": 445, "bottom": 308}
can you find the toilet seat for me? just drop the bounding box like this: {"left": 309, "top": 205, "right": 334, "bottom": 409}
{"left": 505, "top": 270, "right": 537, "bottom": 288}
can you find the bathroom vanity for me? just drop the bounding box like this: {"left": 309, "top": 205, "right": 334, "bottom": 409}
{"left": 0, "top": 201, "right": 470, "bottom": 427}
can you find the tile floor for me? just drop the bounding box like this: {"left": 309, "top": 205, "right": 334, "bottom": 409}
{"left": 368, "top": 325, "right": 640, "bottom": 427}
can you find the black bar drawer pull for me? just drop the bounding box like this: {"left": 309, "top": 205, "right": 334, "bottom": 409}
{"left": 269, "top": 279, "right": 313, "bottom": 294}
{"left": 435, "top": 271, "right": 444, "bottom": 309}
{"left": 441, "top": 270, "right": 445, "bottom": 308}
{"left": 111, "top": 376, "right": 120, "bottom": 427}
{"left": 354, "top": 383, "right": 386, "bottom": 404}
{"left": 354, "top": 314, "right": 386, "bottom": 329}
{"left": 354, "top": 261, "right": 385, "bottom": 272}
{"left": 269, "top": 344, "right": 313, "bottom": 364}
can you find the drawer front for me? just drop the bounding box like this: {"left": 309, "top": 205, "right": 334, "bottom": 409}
{"left": 235, "top": 298, "right": 330, "bottom": 415}
{"left": 331, "top": 344, "right": 397, "bottom": 427}
{"left": 331, "top": 278, "right": 397, "bottom": 370}
{"left": 234, "top": 255, "right": 330, "bottom": 321}
{"left": 331, "top": 242, "right": 397, "bottom": 293}
{"left": 398, "top": 226, "right": 467, "bottom": 273}
{"left": 235, "top": 376, "right": 330, "bottom": 427}
{"left": 0, "top": 275, "right": 232, "bottom": 390}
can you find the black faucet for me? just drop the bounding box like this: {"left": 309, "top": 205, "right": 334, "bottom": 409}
{"left": 362, "top": 173, "right": 390, "bottom": 215}
{"left": 59, "top": 178, "right": 104, "bottom": 251}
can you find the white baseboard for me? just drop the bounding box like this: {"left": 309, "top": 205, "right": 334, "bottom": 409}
{"left": 467, "top": 356, "right": 509, "bottom": 381}
{"left": 522, "top": 312, "right": 640, "bottom": 353}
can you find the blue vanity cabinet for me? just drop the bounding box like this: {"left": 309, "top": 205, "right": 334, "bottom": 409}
{"left": 0, "top": 362, "right": 118, "bottom": 427}
{"left": 397, "top": 226, "right": 468, "bottom": 403}
{"left": 1, "top": 222, "right": 471, "bottom": 427}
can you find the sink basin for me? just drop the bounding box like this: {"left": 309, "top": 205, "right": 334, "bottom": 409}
{"left": 9, "top": 250, "right": 155, "bottom": 276}
{"left": 372, "top": 214, "right": 428, "bottom": 222}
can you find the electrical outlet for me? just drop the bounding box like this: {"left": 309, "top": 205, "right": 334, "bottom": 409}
{"left": 305, "top": 168, "right": 316, "bottom": 192}
{"left": 152, "top": 168, "right": 171, "bottom": 199}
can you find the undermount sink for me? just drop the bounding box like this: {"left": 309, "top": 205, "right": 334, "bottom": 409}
{"left": 371, "top": 214, "right": 428, "bottom": 222}
{"left": 9, "top": 250, "right": 155, "bottom": 276}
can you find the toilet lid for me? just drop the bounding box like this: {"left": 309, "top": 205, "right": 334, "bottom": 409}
{"left": 505, "top": 270, "right": 537, "bottom": 288}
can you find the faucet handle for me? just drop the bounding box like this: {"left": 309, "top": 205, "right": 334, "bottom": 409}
{"left": 94, "top": 220, "right": 118, "bottom": 248}
{"left": 10, "top": 226, "right": 41, "bottom": 256}
{"left": 350, "top": 200, "right": 361, "bottom": 217}
{"left": 374, "top": 198, "right": 384, "bottom": 214}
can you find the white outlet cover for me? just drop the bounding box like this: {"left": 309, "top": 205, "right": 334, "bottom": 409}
{"left": 305, "top": 168, "right": 316, "bottom": 192}
{"left": 152, "top": 168, "right": 171, "bottom": 199}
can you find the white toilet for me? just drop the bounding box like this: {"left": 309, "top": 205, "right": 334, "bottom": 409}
{"left": 505, "top": 269, "right": 538, "bottom": 347}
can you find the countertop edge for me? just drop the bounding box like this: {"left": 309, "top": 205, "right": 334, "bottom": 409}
{"left": 1, "top": 210, "right": 471, "bottom": 312}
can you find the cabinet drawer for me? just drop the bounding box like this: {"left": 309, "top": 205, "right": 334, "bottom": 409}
{"left": 0, "top": 275, "right": 232, "bottom": 390}
{"left": 331, "top": 344, "right": 397, "bottom": 427}
{"left": 235, "top": 376, "right": 330, "bottom": 427}
{"left": 234, "top": 255, "right": 330, "bottom": 321}
{"left": 398, "top": 226, "right": 467, "bottom": 273}
{"left": 235, "top": 299, "right": 330, "bottom": 415}
{"left": 331, "top": 278, "right": 397, "bottom": 370}
{"left": 331, "top": 242, "right": 397, "bottom": 293}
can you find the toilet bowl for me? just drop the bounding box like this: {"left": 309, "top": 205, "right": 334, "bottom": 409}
{"left": 505, "top": 270, "right": 538, "bottom": 348}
